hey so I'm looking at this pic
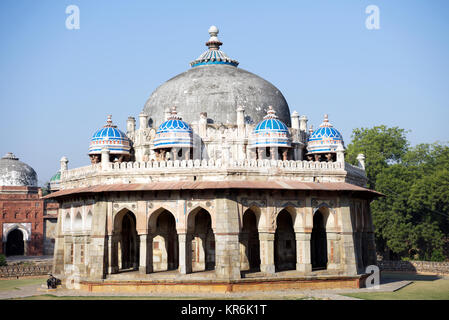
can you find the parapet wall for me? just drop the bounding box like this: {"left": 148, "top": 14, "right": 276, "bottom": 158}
{"left": 0, "top": 264, "right": 52, "bottom": 278}
{"left": 378, "top": 260, "right": 449, "bottom": 275}
{"left": 59, "top": 160, "right": 367, "bottom": 189}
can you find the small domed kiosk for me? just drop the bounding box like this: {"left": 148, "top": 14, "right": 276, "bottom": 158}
{"left": 307, "top": 114, "right": 344, "bottom": 162}
{"left": 249, "top": 106, "right": 292, "bottom": 160}
{"left": 88, "top": 115, "right": 132, "bottom": 164}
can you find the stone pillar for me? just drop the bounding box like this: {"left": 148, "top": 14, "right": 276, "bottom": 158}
{"left": 282, "top": 149, "right": 288, "bottom": 161}
{"left": 299, "top": 115, "right": 308, "bottom": 132}
{"left": 326, "top": 232, "right": 340, "bottom": 270}
{"left": 257, "top": 148, "right": 264, "bottom": 160}
{"left": 357, "top": 153, "right": 366, "bottom": 170}
{"left": 127, "top": 116, "right": 136, "bottom": 134}
{"left": 107, "top": 235, "right": 115, "bottom": 274}
{"left": 337, "top": 144, "right": 345, "bottom": 164}
{"left": 340, "top": 200, "right": 358, "bottom": 275}
{"left": 139, "top": 234, "right": 148, "bottom": 274}
{"left": 60, "top": 156, "right": 68, "bottom": 172}
{"left": 214, "top": 195, "right": 241, "bottom": 280}
{"left": 178, "top": 233, "right": 192, "bottom": 274}
{"left": 270, "top": 147, "right": 276, "bottom": 160}
{"left": 259, "top": 232, "right": 275, "bottom": 274}
{"left": 139, "top": 112, "right": 148, "bottom": 129}
{"left": 295, "top": 232, "right": 312, "bottom": 273}
{"left": 236, "top": 106, "right": 245, "bottom": 138}
{"left": 199, "top": 112, "right": 207, "bottom": 138}
{"left": 101, "top": 148, "right": 110, "bottom": 170}
{"left": 355, "top": 231, "right": 364, "bottom": 272}
{"left": 52, "top": 207, "right": 66, "bottom": 276}
{"left": 291, "top": 111, "right": 299, "bottom": 130}
{"left": 109, "top": 234, "right": 119, "bottom": 274}
{"left": 365, "top": 203, "right": 377, "bottom": 266}
{"left": 239, "top": 233, "right": 250, "bottom": 271}
{"left": 215, "top": 233, "right": 240, "bottom": 279}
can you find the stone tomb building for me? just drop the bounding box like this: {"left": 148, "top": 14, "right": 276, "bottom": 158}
{"left": 0, "top": 153, "right": 58, "bottom": 256}
{"left": 46, "top": 26, "right": 379, "bottom": 291}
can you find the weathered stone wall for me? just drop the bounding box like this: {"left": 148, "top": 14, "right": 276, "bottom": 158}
{"left": 0, "top": 263, "right": 52, "bottom": 278}
{"left": 52, "top": 189, "right": 375, "bottom": 281}
{"left": 43, "top": 218, "right": 57, "bottom": 255}
{"left": 378, "top": 260, "right": 449, "bottom": 275}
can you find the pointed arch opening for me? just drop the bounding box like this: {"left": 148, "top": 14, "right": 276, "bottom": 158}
{"left": 188, "top": 208, "right": 215, "bottom": 272}
{"left": 63, "top": 212, "right": 71, "bottom": 232}
{"left": 74, "top": 212, "right": 82, "bottom": 231}
{"left": 311, "top": 209, "right": 328, "bottom": 270}
{"left": 240, "top": 208, "right": 260, "bottom": 272}
{"left": 86, "top": 211, "right": 93, "bottom": 231}
{"left": 274, "top": 209, "right": 296, "bottom": 271}
{"left": 152, "top": 209, "right": 179, "bottom": 272}
{"left": 114, "top": 209, "right": 139, "bottom": 271}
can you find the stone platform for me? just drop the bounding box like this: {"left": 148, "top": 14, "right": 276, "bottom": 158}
{"left": 77, "top": 270, "right": 369, "bottom": 294}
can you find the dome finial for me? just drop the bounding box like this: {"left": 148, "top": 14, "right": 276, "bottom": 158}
{"left": 263, "top": 106, "right": 279, "bottom": 119}
{"left": 320, "top": 114, "right": 333, "bottom": 128}
{"left": 168, "top": 106, "right": 182, "bottom": 120}
{"left": 206, "top": 25, "right": 223, "bottom": 50}
{"left": 104, "top": 115, "right": 117, "bottom": 128}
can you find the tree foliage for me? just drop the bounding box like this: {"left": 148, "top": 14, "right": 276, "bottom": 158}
{"left": 346, "top": 127, "right": 449, "bottom": 261}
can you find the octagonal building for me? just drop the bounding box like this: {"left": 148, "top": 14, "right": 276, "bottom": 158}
{"left": 46, "top": 26, "right": 379, "bottom": 292}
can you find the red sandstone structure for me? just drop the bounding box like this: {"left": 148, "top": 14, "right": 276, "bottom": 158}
{"left": 0, "top": 153, "right": 58, "bottom": 256}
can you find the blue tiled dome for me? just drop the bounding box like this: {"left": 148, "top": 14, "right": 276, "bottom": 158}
{"left": 249, "top": 106, "right": 291, "bottom": 148}
{"left": 307, "top": 114, "right": 344, "bottom": 154}
{"left": 89, "top": 115, "right": 131, "bottom": 155}
{"left": 154, "top": 107, "right": 193, "bottom": 149}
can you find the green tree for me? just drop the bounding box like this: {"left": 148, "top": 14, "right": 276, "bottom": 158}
{"left": 346, "top": 126, "right": 449, "bottom": 261}
{"left": 346, "top": 125, "right": 409, "bottom": 189}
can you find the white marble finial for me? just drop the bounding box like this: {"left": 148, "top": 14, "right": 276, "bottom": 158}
{"left": 208, "top": 25, "right": 219, "bottom": 36}
{"left": 206, "top": 25, "right": 222, "bottom": 50}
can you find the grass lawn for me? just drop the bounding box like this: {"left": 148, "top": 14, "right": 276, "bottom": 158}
{"left": 12, "top": 294, "right": 203, "bottom": 300}
{"left": 13, "top": 294, "right": 311, "bottom": 300}
{"left": 0, "top": 277, "right": 46, "bottom": 291}
{"left": 343, "top": 273, "right": 449, "bottom": 300}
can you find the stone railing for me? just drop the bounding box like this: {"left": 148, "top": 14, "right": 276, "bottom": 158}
{"left": 61, "top": 159, "right": 349, "bottom": 182}
{"left": 0, "top": 263, "right": 52, "bottom": 278}
{"left": 377, "top": 260, "right": 449, "bottom": 275}
{"left": 344, "top": 162, "right": 366, "bottom": 178}
{"left": 62, "top": 164, "right": 101, "bottom": 180}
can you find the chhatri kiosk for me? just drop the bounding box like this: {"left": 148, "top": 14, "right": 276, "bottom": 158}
{"left": 46, "top": 26, "right": 379, "bottom": 293}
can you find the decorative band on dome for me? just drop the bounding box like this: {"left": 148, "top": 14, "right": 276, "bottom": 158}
{"left": 153, "top": 107, "right": 193, "bottom": 149}
{"left": 190, "top": 26, "right": 239, "bottom": 68}
{"left": 307, "top": 114, "right": 344, "bottom": 154}
{"left": 249, "top": 106, "right": 291, "bottom": 148}
{"left": 89, "top": 115, "right": 131, "bottom": 155}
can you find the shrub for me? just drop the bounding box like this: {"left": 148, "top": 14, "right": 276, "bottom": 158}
{"left": 430, "top": 248, "right": 445, "bottom": 262}
{"left": 0, "top": 254, "right": 7, "bottom": 266}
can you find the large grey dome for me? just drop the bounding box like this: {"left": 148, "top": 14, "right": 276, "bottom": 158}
{"left": 0, "top": 153, "right": 37, "bottom": 187}
{"left": 143, "top": 26, "right": 291, "bottom": 128}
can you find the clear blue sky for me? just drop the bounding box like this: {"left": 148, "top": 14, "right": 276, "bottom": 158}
{"left": 1, "top": 0, "right": 448, "bottom": 185}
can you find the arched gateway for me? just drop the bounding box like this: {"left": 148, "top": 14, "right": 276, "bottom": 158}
{"left": 46, "top": 25, "right": 380, "bottom": 292}
{"left": 6, "top": 229, "right": 25, "bottom": 256}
